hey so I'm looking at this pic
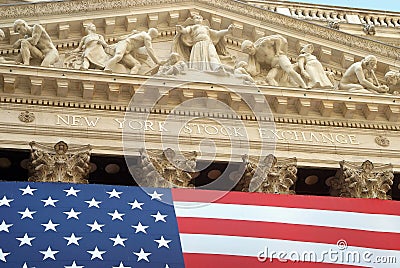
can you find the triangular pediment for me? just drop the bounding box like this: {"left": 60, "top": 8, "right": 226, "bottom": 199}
{"left": 0, "top": 0, "right": 398, "bottom": 79}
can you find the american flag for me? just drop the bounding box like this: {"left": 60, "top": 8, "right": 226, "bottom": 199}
{"left": 0, "top": 181, "right": 185, "bottom": 268}
{"left": 172, "top": 189, "right": 400, "bottom": 268}
{"left": 1, "top": 181, "right": 400, "bottom": 267}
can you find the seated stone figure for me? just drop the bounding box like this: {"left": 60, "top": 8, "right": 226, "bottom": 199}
{"left": 73, "top": 23, "right": 109, "bottom": 70}
{"left": 297, "top": 44, "right": 333, "bottom": 88}
{"left": 13, "top": 19, "right": 59, "bottom": 67}
{"left": 241, "top": 35, "right": 308, "bottom": 88}
{"left": 339, "top": 55, "right": 389, "bottom": 94}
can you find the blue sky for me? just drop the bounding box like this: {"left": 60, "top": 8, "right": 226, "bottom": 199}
{"left": 284, "top": 0, "right": 400, "bottom": 12}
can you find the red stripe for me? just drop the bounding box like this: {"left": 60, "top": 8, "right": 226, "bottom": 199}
{"left": 176, "top": 217, "right": 400, "bottom": 251}
{"left": 172, "top": 188, "right": 400, "bottom": 216}
{"left": 183, "top": 253, "right": 364, "bottom": 268}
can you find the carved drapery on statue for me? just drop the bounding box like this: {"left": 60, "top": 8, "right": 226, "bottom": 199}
{"left": 1, "top": 16, "right": 397, "bottom": 94}
{"left": 172, "top": 14, "right": 233, "bottom": 71}
{"left": 327, "top": 160, "right": 393, "bottom": 200}
{"left": 28, "top": 141, "right": 91, "bottom": 184}
{"left": 235, "top": 154, "right": 297, "bottom": 194}
{"left": 132, "top": 148, "right": 197, "bottom": 188}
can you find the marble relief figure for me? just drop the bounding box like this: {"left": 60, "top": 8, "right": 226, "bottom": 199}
{"left": 156, "top": 52, "right": 187, "bottom": 76}
{"left": 241, "top": 34, "right": 308, "bottom": 88}
{"left": 13, "top": 19, "right": 59, "bottom": 67}
{"left": 234, "top": 61, "right": 255, "bottom": 84}
{"left": 339, "top": 55, "right": 389, "bottom": 94}
{"left": 72, "top": 23, "right": 109, "bottom": 70}
{"left": 385, "top": 71, "right": 400, "bottom": 86}
{"left": 104, "top": 28, "right": 162, "bottom": 74}
{"left": 173, "top": 14, "right": 234, "bottom": 71}
{"left": 297, "top": 44, "right": 334, "bottom": 88}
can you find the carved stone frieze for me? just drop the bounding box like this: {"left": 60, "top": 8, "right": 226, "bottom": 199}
{"left": 28, "top": 141, "right": 91, "bottom": 184}
{"left": 327, "top": 160, "right": 393, "bottom": 200}
{"left": 18, "top": 111, "right": 35, "bottom": 123}
{"left": 132, "top": 148, "right": 197, "bottom": 188}
{"left": 235, "top": 154, "right": 297, "bottom": 194}
{"left": 0, "top": 0, "right": 398, "bottom": 62}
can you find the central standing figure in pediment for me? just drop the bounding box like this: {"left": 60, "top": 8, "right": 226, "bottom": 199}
{"left": 173, "top": 14, "right": 233, "bottom": 72}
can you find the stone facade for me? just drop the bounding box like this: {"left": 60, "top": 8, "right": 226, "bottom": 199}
{"left": 0, "top": 0, "right": 399, "bottom": 198}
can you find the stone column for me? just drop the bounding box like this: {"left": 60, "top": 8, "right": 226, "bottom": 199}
{"left": 28, "top": 141, "right": 91, "bottom": 184}
{"left": 327, "top": 160, "right": 393, "bottom": 200}
{"left": 235, "top": 154, "right": 297, "bottom": 194}
{"left": 132, "top": 148, "right": 197, "bottom": 188}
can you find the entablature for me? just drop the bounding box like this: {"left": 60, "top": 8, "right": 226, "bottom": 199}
{"left": 1, "top": 63, "right": 400, "bottom": 125}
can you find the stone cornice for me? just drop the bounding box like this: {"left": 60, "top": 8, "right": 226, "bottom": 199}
{"left": 246, "top": 0, "right": 400, "bottom": 17}
{"left": 0, "top": 0, "right": 191, "bottom": 19}
{"left": 199, "top": 0, "right": 400, "bottom": 60}
{"left": 1, "top": 64, "right": 400, "bottom": 128}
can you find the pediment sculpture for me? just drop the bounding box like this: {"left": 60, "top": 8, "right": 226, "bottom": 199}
{"left": 297, "top": 44, "right": 334, "bottom": 88}
{"left": 338, "top": 55, "right": 389, "bottom": 94}
{"left": 235, "top": 154, "right": 297, "bottom": 194}
{"left": 28, "top": 141, "right": 92, "bottom": 184}
{"left": 65, "top": 27, "right": 162, "bottom": 74}
{"left": 13, "top": 19, "right": 59, "bottom": 67}
{"left": 241, "top": 35, "right": 308, "bottom": 88}
{"left": 0, "top": 17, "right": 397, "bottom": 94}
{"left": 327, "top": 160, "right": 393, "bottom": 200}
{"left": 172, "top": 14, "right": 234, "bottom": 72}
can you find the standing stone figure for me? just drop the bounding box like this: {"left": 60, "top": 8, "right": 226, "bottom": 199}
{"left": 297, "top": 44, "right": 333, "bottom": 88}
{"left": 338, "top": 55, "right": 389, "bottom": 93}
{"left": 173, "top": 14, "right": 234, "bottom": 71}
{"left": 73, "top": 23, "right": 109, "bottom": 70}
{"left": 104, "top": 28, "right": 162, "bottom": 74}
{"left": 13, "top": 19, "right": 59, "bottom": 67}
{"left": 241, "top": 35, "right": 308, "bottom": 88}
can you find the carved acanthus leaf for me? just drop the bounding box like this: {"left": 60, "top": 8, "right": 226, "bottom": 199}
{"left": 328, "top": 160, "right": 393, "bottom": 200}
{"left": 28, "top": 141, "right": 91, "bottom": 184}
{"left": 236, "top": 154, "right": 297, "bottom": 194}
{"left": 133, "top": 148, "right": 196, "bottom": 188}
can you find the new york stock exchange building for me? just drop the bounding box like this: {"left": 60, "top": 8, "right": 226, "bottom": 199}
{"left": 0, "top": 0, "right": 400, "bottom": 267}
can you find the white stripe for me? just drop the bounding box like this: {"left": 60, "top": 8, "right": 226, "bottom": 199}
{"left": 180, "top": 234, "right": 400, "bottom": 268}
{"left": 174, "top": 201, "right": 400, "bottom": 233}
